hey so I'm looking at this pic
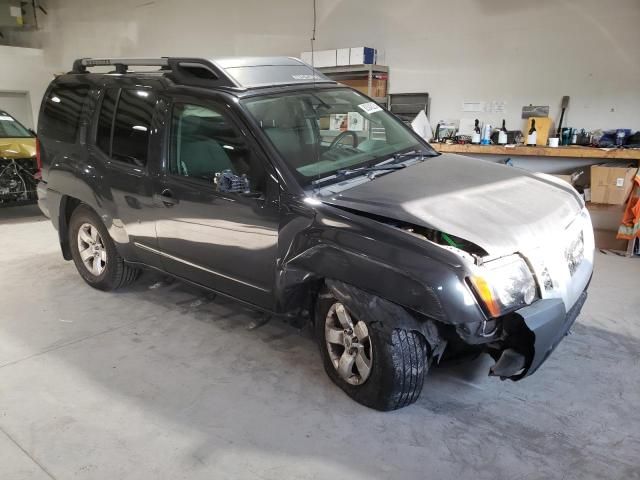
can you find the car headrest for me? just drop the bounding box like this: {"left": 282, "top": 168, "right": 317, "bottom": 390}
{"left": 257, "top": 99, "right": 302, "bottom": 130}
{"left": 180, "top": 115, "right": 205, "bottom": 137}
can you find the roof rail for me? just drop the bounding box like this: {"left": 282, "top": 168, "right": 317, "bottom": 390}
{"left": 72, "top": 57, "right": 169, "bottom": 73}
{"left": 71, "top": 57, "right": 240, "bottom": 88}
{"left": 71, "top": 56, "right": 334, "bottom": 90}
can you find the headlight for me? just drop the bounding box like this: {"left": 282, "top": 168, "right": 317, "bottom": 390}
{"left": 469, "top": 255, "right": 538, "bottom": 318}
{"left": 565, "top": 230, "right": 584, "bottom": 276}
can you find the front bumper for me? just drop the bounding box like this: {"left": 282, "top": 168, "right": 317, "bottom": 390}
{"left": 489, "top": 288, "right": 588, "bottom": 380}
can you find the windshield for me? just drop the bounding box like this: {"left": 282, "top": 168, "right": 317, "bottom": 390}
{"left": 242, "top": 88, "right": 434, "bottom": 185}
{"left": 0, "top": 112, "right": 32, "bottom": 138}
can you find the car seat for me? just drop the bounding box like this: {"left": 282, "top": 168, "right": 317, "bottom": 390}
{"left": 259, "top": 100, "right": 316, "bottom": 169}
{"left": 178, "top": 115, "right": 233, "bottom": 178}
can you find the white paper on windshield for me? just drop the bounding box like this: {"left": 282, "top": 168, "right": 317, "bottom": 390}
{"left": 358, "top": 102, "right": 382, "bottom": 114}
{"left": 0, "top": 115, "right": 15, "bottom": 121}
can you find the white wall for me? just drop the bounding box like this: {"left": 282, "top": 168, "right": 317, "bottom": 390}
{"left": 0, "top": 46, "right": 51, "bottom": 128}
{"left": 8, "top": 0, "right": 640, "bottom": 132}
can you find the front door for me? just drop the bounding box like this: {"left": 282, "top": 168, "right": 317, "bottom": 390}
{"left": 152, "top": 98, "right": 280, "bottom": 309}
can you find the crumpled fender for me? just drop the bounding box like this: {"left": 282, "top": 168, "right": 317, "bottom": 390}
{"left": 277, "top": 243, "right": 446, "bottom": 322}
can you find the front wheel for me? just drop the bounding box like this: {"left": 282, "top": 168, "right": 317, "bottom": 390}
{"left": 315, "top": 287, "right": 429, "bottom": 410}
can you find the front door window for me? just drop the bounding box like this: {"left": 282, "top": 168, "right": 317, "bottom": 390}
{"left": 169, "top": 103, "right": 266, "bottom": 193}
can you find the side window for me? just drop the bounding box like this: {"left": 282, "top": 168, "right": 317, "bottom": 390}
{"left": 110, "top": 89, "right": 157, "bottom": 166}
{"left": 96, "top": 88, "right": 118, "bottom": 155}
{"left": 40, "top": 85, "right": 89, "bottom": 143}
{"left": 169, "top": 103, "right": 266, "bottom": 192}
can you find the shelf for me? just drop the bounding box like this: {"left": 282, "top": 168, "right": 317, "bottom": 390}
{"left": 316, "top": 64, "right": 389, "bottom": 75}
{"left": 430, "top": 143, "right": 640, "bottom": 161}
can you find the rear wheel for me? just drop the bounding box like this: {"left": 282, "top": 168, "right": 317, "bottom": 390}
{"left": 68, "top": 204, "right": 139, "bottom": 291}
{"left": 315, "top": 287, "right": 429, "bottom": 410}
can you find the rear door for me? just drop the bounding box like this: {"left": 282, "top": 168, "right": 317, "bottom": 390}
{"left": 88, "top": 86, "right": 165, "bottom": 266}
{"left": 152, "top": 95, "right": 280, "bottom": 309}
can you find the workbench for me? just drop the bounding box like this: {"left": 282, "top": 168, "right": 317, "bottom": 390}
{"left": 430, "top": 143, "right": 640, "bottom": 161}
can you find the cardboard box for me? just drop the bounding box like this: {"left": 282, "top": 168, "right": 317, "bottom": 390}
{"left": 336, "top": 48, "right": 350, "bottom": 66}
{"left": 300, "top": 49, "right": 336, "bottom": 68}
{"left": 339, "top": 77, "right": 387, "bottom": 97}
{"left": 586, "top": 202, "right": 629, "bottom": 250}
{"left": 349, "top": 47, "right": 377, "bottom": 65}
{"left": 590, "top": 164, "right": 638, "bottom": 205}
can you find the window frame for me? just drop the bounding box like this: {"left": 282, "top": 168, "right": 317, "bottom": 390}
{"left": 94, "top": 87, "right": 121, "bottom": 158}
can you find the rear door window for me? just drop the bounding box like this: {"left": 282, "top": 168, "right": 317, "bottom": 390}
{"left": 111, "top": 89, "right": 157, "bottom": 166}
{"left": 40, "top": 85, "right": 90, "bottom": 143}
{"left": 96, "top": 88, "right": 157, "bottom": 166}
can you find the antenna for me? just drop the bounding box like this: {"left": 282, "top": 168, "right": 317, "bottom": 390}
{"left": 310, "top": 0, "right": 320, "bottom": 181}
{"left": 311, "top": 0, "right": 317, "bottom": 88}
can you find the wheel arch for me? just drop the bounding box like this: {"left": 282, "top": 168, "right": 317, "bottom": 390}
{"left": 57, "top": 194, "right": 127, "bottom": 261}
{"left": 276, "top": 244, "right": 447, "bottom": 323}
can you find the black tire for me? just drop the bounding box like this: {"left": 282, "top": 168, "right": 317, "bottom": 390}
{"left": 315, "top": 287, "right": 429, "bottom": 411}
{"left": 68, "top": 204, "right": 139, "bottom": 291}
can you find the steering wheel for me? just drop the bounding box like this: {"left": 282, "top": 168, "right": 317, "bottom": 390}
{"left": 329, "top": 130, "right": 359, "bottom": 150}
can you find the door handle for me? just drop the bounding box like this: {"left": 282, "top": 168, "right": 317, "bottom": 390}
{"left": 157, "top": 189, "right": 178, "bottom": 207}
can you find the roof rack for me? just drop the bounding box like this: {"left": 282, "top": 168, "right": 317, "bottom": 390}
{"left": 72, "top": 57, "right": 169, "bottom": 73}
{"left": 71, "top": 56, "right": 334, "bottom": 90}
{"left": 71, "top": 57, "right": 240, "bottom": 89}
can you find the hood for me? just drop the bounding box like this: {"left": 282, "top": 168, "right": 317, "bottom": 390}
{"left": 320, "top": 153, "right": 583, "bottom": 257}
{"left": 0, "top": 137, "right": 36, "bottom": 159}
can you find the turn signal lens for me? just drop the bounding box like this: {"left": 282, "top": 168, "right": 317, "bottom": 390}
{"left": 470, "top": 275, "right": 501, "bottom": 317}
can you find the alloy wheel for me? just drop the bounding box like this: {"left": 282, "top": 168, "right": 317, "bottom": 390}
{"left": 77, "top": 222, "right": 107, "bottom": 276}
{"left": 325, "top": 302, "right": 373, "bottom": 385}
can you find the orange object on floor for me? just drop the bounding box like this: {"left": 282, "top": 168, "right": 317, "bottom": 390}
{"left": 617, "top": 171, "right": 640, "bottom": 240}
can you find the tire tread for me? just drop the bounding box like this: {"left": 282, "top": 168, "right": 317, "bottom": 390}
{"left": 390, "top": 328, "right": 427, "bottom": 410}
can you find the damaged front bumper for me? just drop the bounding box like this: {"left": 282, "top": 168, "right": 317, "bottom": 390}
{"left": 488, "top": 289, "right": 588, "bottom": 380}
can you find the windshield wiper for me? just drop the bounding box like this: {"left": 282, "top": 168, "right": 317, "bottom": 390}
{"left": 310, "top": 163, "right": 405, "bottom": 188}
{"left": 391, "top": 148, "right": 436, "bottom": 163}
{"left": 336, "top": 164, "right": 406, "bottom": 176}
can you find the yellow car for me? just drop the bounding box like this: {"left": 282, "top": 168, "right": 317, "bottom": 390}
{"left": 0, "top": 111, "right": 38, "bottom": 204}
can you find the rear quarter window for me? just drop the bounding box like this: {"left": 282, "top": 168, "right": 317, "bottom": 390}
{"left": 39, "top": 85, "right": 90, "bottom": 143}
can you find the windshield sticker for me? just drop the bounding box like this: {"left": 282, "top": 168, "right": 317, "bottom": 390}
{"left": 0, "top": 115, "right": 15, "bottom": 121}
{"left": 358, "top": 102, "right": 382, "bottom": 114}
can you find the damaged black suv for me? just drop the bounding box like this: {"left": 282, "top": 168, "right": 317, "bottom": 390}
{"left": 36, "top": 57, "right": 594, "bottom": 410}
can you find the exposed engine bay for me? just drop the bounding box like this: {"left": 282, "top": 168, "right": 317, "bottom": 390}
{"left": 0, "top": 158, "right": 38, "bottom": 205}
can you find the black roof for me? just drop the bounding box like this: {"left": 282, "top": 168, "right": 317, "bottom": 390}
{"left": 69, "top": 56, "right": 336, "bottom": 93}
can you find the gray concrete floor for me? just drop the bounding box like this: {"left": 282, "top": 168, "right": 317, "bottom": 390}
{"left": 0, "top": 204, "right": 639, "bottom": 480}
